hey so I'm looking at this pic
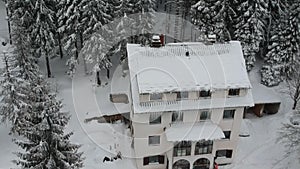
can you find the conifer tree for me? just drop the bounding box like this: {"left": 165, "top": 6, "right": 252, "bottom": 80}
{"left": 261, "top": 0, "right": 300, "bottom": 86}
{"left": 0, "top": 51, "right": 26, "bottom": 125}
{"left": 191, "top": 0, "right": 236, "bottom": 41}
{"left": 31, "top": 0, "right": 57, "bottom": 78}
{"left": 234, "top": 0, "right": 268, "bottom": 71}
{"left": 14, "top": 77, "right": 84, "bottom": 169}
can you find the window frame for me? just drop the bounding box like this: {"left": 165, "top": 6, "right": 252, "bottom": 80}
{"left": 199, "top": 90, "right": 211, "bottom": 98}
{"left": 195, "top": 140, "right": 213, "bottom": 155}
{"left": 216, "top": 149, "right": 233, "bottom": 158}
{"left": 150, "top": 93, "right": 163, "bottom": 101}
{"left": 172, "top": 111, "right": 183, "bottom": 122}
{"left": 173, "top": 141, "right": 192, "bottom": 157}
{"left": 199, "top": 110, "right": 211, "bottom": 121}
{"left": 223, "top": 131, "right": 231, "bottom": 139}
{"left": 149, "top": 113, "right": 162, "bottom": 125}
{"left": 143, "top": 155, "right": 164, "bottom": 165}
{"left": 175, "top": 91, "right": 189, "bottom": 100}
{"left": 228, "top": 89, "right": 240, "bottom": 96}
{"left": 148, "top": 135, "right": 160, "bottom": 146}
{"left": 223, "top": 109, "right": 235, "bottom": 119}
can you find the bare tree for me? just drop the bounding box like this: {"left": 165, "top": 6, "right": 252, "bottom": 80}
{"left": 286, "top": 65, "right": 300, "bottom": 110}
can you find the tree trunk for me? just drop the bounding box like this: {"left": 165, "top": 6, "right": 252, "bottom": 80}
{"left": 107, "top": 68, "right": 110, "bottom": 79}
{"left": 79, "top": 32, "right": 84, "bottom": 49}
{"left": 58, "top": 32, "right": 63, "bottom": 59}
{"left": 96, "top": 71, "right": 101, "bottom": 86}
{"left": 45, "top": 54, "right": 52, "bottom": 78}
{"left": 292, "top": 100, "right": 297, "bottom": 110}
{"left": 75, "top": 40, "right": 79, "bottom": 60}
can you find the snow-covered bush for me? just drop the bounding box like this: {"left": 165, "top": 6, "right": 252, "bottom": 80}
{"left": 261, "top": 65, "right": 282, "bottom": 87}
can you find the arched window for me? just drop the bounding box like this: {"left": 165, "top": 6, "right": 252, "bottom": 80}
{"left": 193, "top": 158, "right": 210, "bottom": 169}
{"left": 173, "top": 159, "right": 190, "bottom": 169}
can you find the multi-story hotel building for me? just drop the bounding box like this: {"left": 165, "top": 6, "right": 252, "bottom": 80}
{"left": 127, "top": 41, "right": 254, "bottom": 169}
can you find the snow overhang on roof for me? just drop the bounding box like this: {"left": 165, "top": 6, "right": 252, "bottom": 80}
{"left": 251, "top": 83, "right": 281, "bottom": 104}
{"left": 165, "top": 122, "right": 225, "bottom": 142}
{"left": 127, "top": 41, "right": 251, "bottom": 94}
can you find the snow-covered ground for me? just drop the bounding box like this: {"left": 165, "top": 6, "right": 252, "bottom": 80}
{"left": 0, "top": 2, "right": 299, "bottom": 169}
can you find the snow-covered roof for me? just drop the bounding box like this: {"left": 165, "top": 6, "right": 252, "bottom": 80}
{"left": 127, "top": 41, "right": 251, "bottom": 94}
{"left": 251, "top": 83, "right": 281, "bottom": 104}
{"left": 165, "top": 122, "right": 225, "bottom": 142}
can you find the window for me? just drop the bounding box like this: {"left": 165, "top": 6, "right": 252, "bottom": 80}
{"left": 172, "top": 111, "right": 183, "bottom": 122}
{"left": 173, "top": 141, "right": 191, "bottom": 156}
{"left": 150, "top": 93, "right": 162, "bottom": 101}
{"left": 223, "top": 131, "right": 231, "bottom": 139}
{"left": 228, "top": 89, "right": 240, "bottom": 96}
{"left": 216, "top": 149, "right": 233, "bottom": 158}
{"left": 143, "top": 155, "right": 164, "bottom": 165}
{"left": 176, "top": 91, "right": 189, "bottom": 100}
{"left": 200, "top": 111, "right": 211, "bottom": 121}
{"left": 223, "top": 109, "right": 235, "bottom": 119}
{"left": 199, "top": 90, "right": 211, "bottom": 97}
{"left": 195, "top": 140, "right": 213, "bottom": 155}
{"left": 149, "top": 113, "right": 162, "bottom": 124}
{"left": 149, "top": 136, "right": 160, "bottom": 145}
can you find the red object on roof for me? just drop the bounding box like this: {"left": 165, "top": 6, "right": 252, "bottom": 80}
{"left": 160, "top": 34, "right": 165, "bottom": 46}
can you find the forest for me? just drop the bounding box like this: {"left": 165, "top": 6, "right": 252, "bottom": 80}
{"left": 1, "top": 0, "right": 300, "bottom": 168}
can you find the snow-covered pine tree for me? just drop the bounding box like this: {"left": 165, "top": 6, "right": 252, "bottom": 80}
{"left": 261, "top": 0, "right": 286, "bottom": 86}
{"left": 130, "top": 0, "right": 156, "bottom": 44}
{"left": 58, "top": 0, "right": 83, "bottom": 60}
{"left": 0, "top": 50, "right": 27, "bottom": 125}
{"left": 234, "top": 0, "right": 268, "bottom": 71}
{"left": 14, "top": 76, "right": 84, "bottom": 168}
{"left": 80, "top": 0, "right": 112, "bottom": 42}
{"left": 261, "top": 0, "right": 300, "bottom": 86}
{"left": 81, "top": 26, "right": 113, "bottom": 85}
{"left": 31, "top": 0, "right": 57, "bottom": 78}
{"left": 191, "top": 0, "right": 236, "bottom": 42}
{"left": 115, "top": 13, "right": 135, "bottom": 62}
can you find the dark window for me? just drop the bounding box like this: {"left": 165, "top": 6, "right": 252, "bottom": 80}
{"left": 223, "top": 131, "right": 231, "bottom": 139}
{"left": 176, "top": 91, "right": 189, "bottom": 100}
{"left": 148, "top": 136, "right": 160, "bottom": 145}
{"left": 172, "top": 111, "right": 183, "bottom": 122}
{"left": 200, "top": 111, "right": 211, "bottom": 121}
{"left": 216, "top": 149, "right": 233, "bottom": 158}
{"left": 199, "top": 90, "right": 211, "bottom": 97}
{"left": 195, "top": 140, "right": 213, "bottom": 155}
{"left": 228, "top": 89, "right": 240, "bottom": 96}
{"left": 149, "top": 113, "right": 162, "bottom": 124}
{"left": 143, "top": 155, "right": 164, "bottom": 165}
{"left": 173, "top": 141, "right": 192, "bottom": 156}
{"left": 223, "top": 110, "right": 235, "bottom": 119}
{"left": 150, "top": 93, "right": 162, "bottom": 101}
{"left": 193, "top": 158, "right": 210, "bottom": 169}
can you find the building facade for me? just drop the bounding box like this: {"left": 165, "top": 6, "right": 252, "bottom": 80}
{"left": 127, "top": 42, "right": 254, "bottom": 169}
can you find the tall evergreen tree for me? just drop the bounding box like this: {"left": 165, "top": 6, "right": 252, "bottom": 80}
{"left": 234, "top": 0, "right": 268, "bottom": 71}
{"left": 261, "top": 0, "right": 300, "bottom": 86}
{"left": 0, "top": 51, "right": 27, "bottom": 125}
{"left": 14, "top": 77, "right": 84, "bottom": 169}
{"left": 31, "top": 0, "right": 57, "bottom": 78}
{"left": 191, "top": 0, "right": 236, "bottom": 41}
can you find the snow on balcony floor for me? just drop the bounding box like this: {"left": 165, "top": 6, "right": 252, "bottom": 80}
{"left": 165, "top": 121, "right": 225, "bottom": 142}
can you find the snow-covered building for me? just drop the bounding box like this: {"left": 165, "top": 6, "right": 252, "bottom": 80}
{"left": 127, "top": 41, "right": 254, "bottom": 169}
